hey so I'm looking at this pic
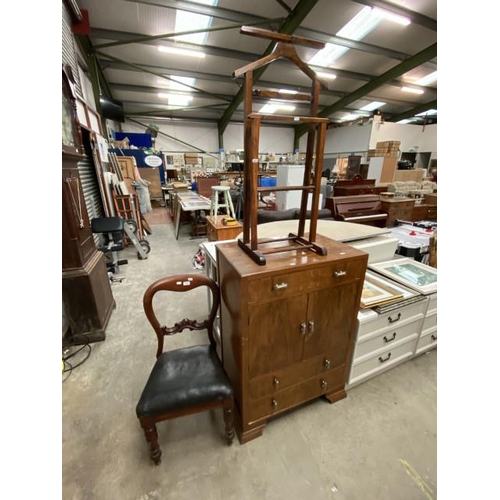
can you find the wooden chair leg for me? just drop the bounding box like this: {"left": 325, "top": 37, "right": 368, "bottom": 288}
{"left": 139, "top": 417, "right": 162, "bottom": 465}
{"left": 223, "top": 397, "right": 235, "bottom": 445}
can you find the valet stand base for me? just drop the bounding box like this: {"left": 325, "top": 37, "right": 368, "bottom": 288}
{"left": 237, "top": 233, "right": 327, "bottom": 266}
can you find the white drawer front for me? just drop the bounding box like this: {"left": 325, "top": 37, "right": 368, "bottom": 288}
{"left": 426, "top": 293, "right": 437, "bottom": 314}
{"left": 415, "top": 328, "right": 437, "bottom": 355}
{"left": 349, "top": 335, "right": 418, "bottom": 385}
{"left": 422, "top": 311, "right": 437, "bottom": 332}
{"left": 358, "top": 300, "right": 427, "bottom": 338}
{"left": 354, "top": 319, "right": 422, "bottom": 360}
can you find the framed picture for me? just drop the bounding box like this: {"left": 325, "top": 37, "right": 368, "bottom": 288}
{"left": 368, "top": 258, "right": 437, "bottom": 295}
{"left": 360, "top": 273, "right": 404, "bottom": 309}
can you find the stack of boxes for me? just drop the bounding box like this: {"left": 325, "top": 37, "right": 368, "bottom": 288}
{"left": 367, "top": 140, "right": 401, "bottom": 184}
{"left": 367, "top": 140, "right": 401, "bottom": 160}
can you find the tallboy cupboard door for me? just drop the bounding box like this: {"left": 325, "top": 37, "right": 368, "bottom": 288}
{"left": 303, "top": 281, "right": 360, "bottom": 366}
{"left": 248, "top": 295, "right": 307, "bottom": 378}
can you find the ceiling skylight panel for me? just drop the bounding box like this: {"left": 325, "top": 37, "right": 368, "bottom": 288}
{"left": 308, "top": 6, "right": 410, "bottom": 67}
{"left": 173, "top": 0, "right": 218, "bottom": 45}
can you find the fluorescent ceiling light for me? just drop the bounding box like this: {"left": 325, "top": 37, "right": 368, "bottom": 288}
{"left": 157, "top": 46, "right": 205, "bottom": 58}
{"left": 158, "top": 93, "right": 193, "bottom": 106}
{"left": 339, "top": 113, "right": 358, "bottom": 121}
{"left": 415, "top": 71, "right": 437, "bottom": 86}
{"left": 397, "top": 119, "right": 414, "bottom": 124}
{"left": 158, "top": 76, "right": 196, "bottom": 106}
{"left": 373, "top": 8, "right": 411, "bottom": 26}
{"left": 316, "top": 72, "right": 337, "bottom": 80}
{"left": 278, "top": 89, "right": 298, "bottom": 94}
{"left": 415, "top": 109, "right": 437, "bottom": 116}
{"left": 359, "top": 101, "right": 386, "bottom": 112}
{"left": 259, "top": 103, "right": 296, "bottom": 114}
{"left": 401, "top": 86, "right": 424, "bottom": 94}
{"left": 308, "top": 6, "right": 410, "bottom": 67}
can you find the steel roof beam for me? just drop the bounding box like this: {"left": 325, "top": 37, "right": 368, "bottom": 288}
{"left": 93, "top": 28, "right": 436, "bottom": 94}
{"left": 295, "top": 42, "right": 437, "bottom": 137}
{"left": 386, "top": 99, "right": 437, "bottom": 122}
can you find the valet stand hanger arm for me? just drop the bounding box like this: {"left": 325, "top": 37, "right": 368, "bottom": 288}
{"left": 232, "top": 27, "right": 329, "bottom": 266}
{"left": 232, "top": 27, "right": 325, "bottom": 80}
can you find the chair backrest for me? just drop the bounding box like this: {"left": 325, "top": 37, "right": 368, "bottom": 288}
{"left": 143, "top": 274, "right": 220, "bottom": 359}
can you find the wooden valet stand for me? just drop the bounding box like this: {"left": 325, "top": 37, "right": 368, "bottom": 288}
{"left": 234, "top": 26, "right": 329, "bottom": 265}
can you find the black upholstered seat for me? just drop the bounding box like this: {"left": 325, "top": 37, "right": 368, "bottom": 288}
{"left": 136, "top": 345, "right": 233, "bottom": 417}
{"left": 136, "top": 274, "right": 235, "bottom": 465}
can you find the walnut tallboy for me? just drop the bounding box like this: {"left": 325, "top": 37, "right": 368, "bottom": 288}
{"left": 216, "top": 234, "right": 368, "bottom": 443}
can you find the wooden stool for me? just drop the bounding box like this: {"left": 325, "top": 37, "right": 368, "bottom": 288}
{"left": 210, "top": 185, "right": 236, "bottom": 219}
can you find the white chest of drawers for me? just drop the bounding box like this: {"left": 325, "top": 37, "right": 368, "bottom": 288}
{"left": 347, "top": 272, "right": 428, "bottom": 389}
{"left": 414, "top": 292, "right": 437, "bottom": 357}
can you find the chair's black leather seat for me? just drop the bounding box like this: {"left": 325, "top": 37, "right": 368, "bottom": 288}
{"left": 136, "top": 345, "right": 233, "bottom": 418}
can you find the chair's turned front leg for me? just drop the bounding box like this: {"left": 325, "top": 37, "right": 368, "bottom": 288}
{"left": 140, "top": 418, "right": 162, "bottom": 464}
{"left": 223, "top": 397, "right": 235, "bottom": 445}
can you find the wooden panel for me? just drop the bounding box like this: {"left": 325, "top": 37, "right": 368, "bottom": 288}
{"left": 138, "top": 167, "right": 162, "bottom": 198}
{"left": 379, "top": 157, "right": 398, "bottom": 184}
{"left": 117, "top": 157, "right": 137, "bottom": 194}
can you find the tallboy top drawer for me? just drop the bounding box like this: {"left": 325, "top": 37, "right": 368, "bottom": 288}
{"left": 247, "top": 257, "right": 366, "bottom": 302}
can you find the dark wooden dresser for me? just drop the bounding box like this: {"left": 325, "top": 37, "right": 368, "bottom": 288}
{"left": 216, "top": 235, "right": 368, "bottom": 443}
{"left": 381, "top": 197, "right": 415, "bottom": 227}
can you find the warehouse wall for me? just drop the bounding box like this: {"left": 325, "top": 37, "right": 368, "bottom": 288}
{"left": 369, "top": 121, "right": 437, "bottom": 153}
{"left": 118, "top": 119, "right": 296, "bottom": 155}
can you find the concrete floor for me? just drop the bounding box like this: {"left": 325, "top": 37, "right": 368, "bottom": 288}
{"left": 62, "top": 209, "right": 437, "bottom": 500}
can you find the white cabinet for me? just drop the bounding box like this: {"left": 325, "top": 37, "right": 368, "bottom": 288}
{"left": 275, "top": 164, "right": 323, "bottom": 211}
{"left": 414, "top": 292, "right": 437, "bottom": 357}
{"left": 347, "top": 271, "right": 429, "bottom": 389}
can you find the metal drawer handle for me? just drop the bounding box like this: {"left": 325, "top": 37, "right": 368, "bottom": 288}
{"left": 271, "top": 399, "right": 278, "bottom": 410}
{"left": 320, "top": 379, "right": 327, "bottom": 389}
{"left": 308, "top": 320, "right": 315, "bottom": 334}
{"left": 388, "top": 313, "right": 401, "bottom": 324}
{"left": 378, "top": 353, "right": 392, "bottom": 363}
{"left": 334, "top": 270, "right": 346, "bottom": 277}
{"left": 324, "top": 358, "right": 331, "bottom": 369}
{"left": 383, "top": 332, "right": 397, "bottom": 343}
{"left": 300, "top": 322, "right": 307, "bottom": 335}
{"left": 274, "top": 282, "right": 288, "bottom": 290}
{"left": 273, "top": 377, "right": 280, "bottom": 388}
{"left": 431, "top": 334, "right": 437, "bottom": 341}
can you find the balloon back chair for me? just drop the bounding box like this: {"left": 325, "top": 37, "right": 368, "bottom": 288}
{"left": 136, "top": 274, "right": 235, "bottom": 465}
